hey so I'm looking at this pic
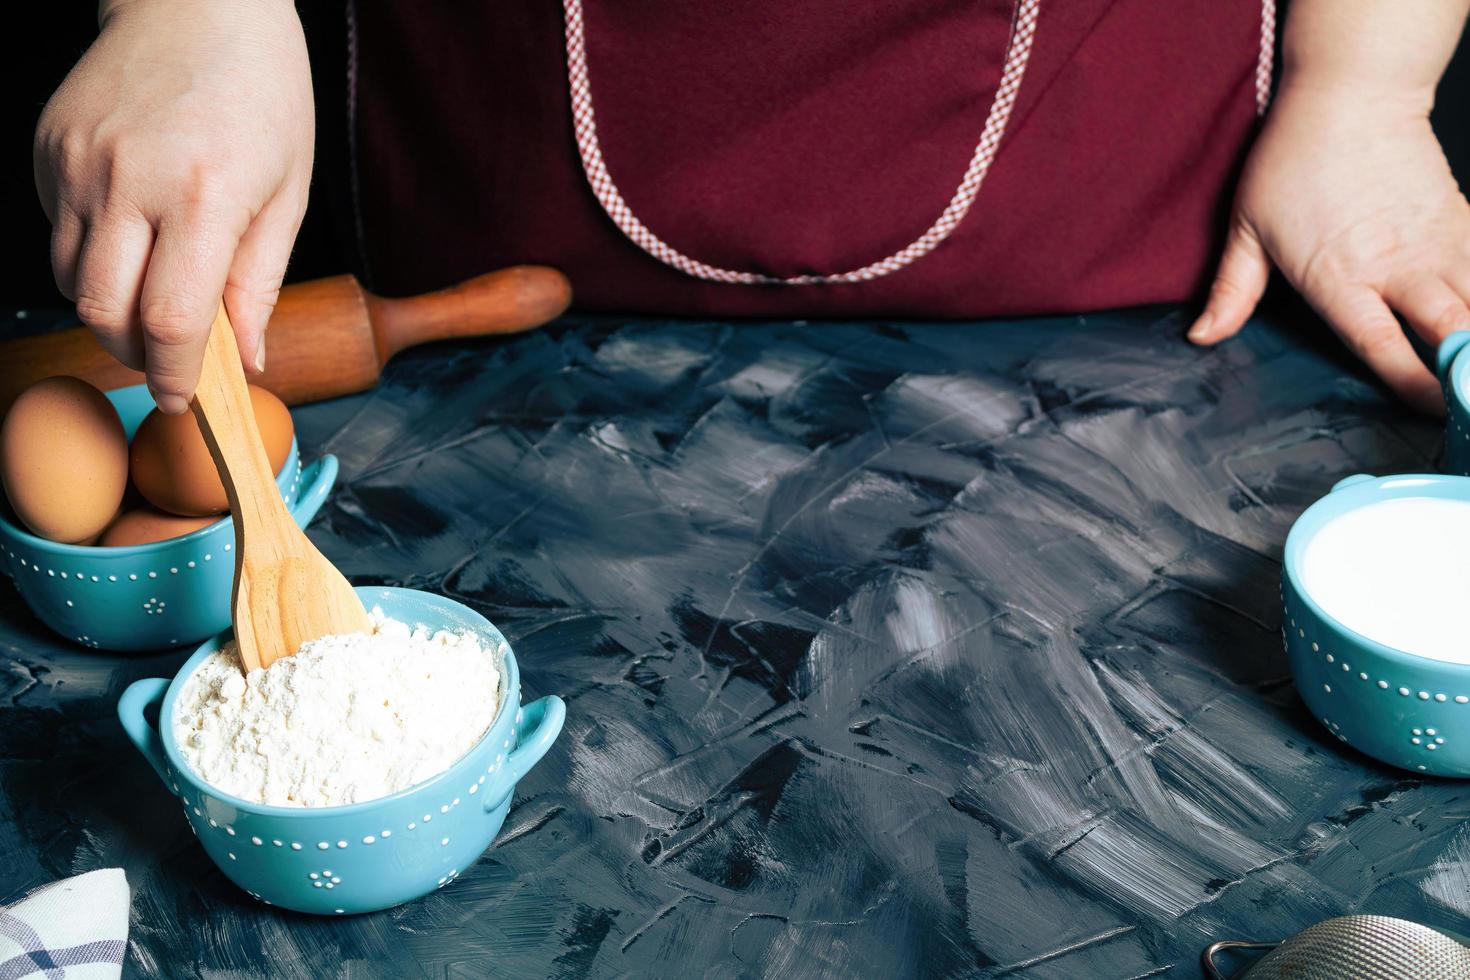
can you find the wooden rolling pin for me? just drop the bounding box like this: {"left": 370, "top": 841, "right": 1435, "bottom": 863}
{"left": 0, "top": 265, "right": 570, "bottom": 410}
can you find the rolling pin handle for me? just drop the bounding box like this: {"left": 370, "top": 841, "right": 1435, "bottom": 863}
{"left": 368, "top": 266, "right": 572, "bottom": 361}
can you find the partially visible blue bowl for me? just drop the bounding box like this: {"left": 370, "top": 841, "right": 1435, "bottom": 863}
{"left": 0, "top": 384, "right": 335, "bottom": 651}
{"left": 118, "top": 586, "right": 565, "bottom": 915}
{"left": 1440, "top": 331, "right": 1470, "bottom": 476}
{"left": 1283, "top": 472, "right": 1470, "bottom": 776}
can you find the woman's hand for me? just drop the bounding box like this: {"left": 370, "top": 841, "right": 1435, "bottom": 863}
{"left": 1188, "top": 0, "right": 1470, "bottom": 415}
{"left": 34, "top": 0, "right": 313, "bottom": 414}
{"left": 1188, "top": 84, "right": 1470, "bottom": 414}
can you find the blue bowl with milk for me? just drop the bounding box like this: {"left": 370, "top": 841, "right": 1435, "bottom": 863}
{"left": 1283, "top": 473, "right": 1470, "bottom": 775}
{"left": 117, "top": 586, "right": 565, "bottom": 914}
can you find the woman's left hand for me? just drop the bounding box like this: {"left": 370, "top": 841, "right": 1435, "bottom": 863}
{"left": 1187, "top": 81, "right": 1470, "bottom": 415}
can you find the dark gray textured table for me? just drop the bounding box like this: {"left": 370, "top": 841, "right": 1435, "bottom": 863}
{"left": 1, "top": 306, "right": 1464, "bottom": 979}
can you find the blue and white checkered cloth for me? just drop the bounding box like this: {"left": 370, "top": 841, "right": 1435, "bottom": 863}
{"left": 0, "top": 870, "right": 128, "bottom": 980}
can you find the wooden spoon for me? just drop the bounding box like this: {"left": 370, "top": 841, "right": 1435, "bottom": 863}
{"left": 191, "top": 303, "right": 371, "bottom": 673}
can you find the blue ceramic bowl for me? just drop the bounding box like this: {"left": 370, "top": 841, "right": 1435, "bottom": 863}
{"left": 1284, "top": 473, "right": 1470, "bottom": 776}
{"left": 0, "top": 384, "right": 334, "bottom": 651}
{"left": 1441, "top": 332, "right": 1470, "bottom": 476}
{"left": 118, "top": 586, "right": 565, "bottom": 915}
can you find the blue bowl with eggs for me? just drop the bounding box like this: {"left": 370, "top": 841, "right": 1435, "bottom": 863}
{"left": 1283, "top": 472, "right": 1470, "bottom": 776}
{"left": 0, "top": 384, "right": 335, "bottom": 651}
{"left": 118, "top": 586, "right": 566, "bottom": 915}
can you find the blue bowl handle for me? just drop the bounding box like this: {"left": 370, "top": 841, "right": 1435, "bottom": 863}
{"left": 1331, "top": 474, "right": 1376, "bottom": 494}
{"left": 1438, "top": 331, "right": 1470, "bottom": 383}
{"left": 291, "top": 454, "right": 339, "bottom": 530}
{"left": 118, "top": 678, "right": 175, "bottom": 793}
{"left": 496, "top": 696, "right": 565, "bottom": 800}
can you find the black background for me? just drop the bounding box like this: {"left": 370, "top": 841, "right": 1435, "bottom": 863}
{"left": 2, "top": 3, "right": 354, "bottom": 307}
{"left": 3, "top": 5, "right": 1468, "bottom": 308}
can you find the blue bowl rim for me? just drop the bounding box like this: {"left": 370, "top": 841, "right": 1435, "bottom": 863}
{"left": 1451, "top": 333, "right": 1470, "bottom": 405}
{"left": 158, "top": 586, "right": 520, "bottom": 818}
{"left": 1283, "top": 472, "right": 1470, "bottom": 678}
{"left": 0, "top": 378, "right": 300, "bottom": 558}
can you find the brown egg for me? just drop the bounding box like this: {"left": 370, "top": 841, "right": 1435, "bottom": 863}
{"left": 100, "top": 505, "right": 220, "bottom": 547}
{"left": 0, "top": 377, "right": 130, "bottom": 543}
{"left": 130, "top": 385, "right": 294, "bottom": 517}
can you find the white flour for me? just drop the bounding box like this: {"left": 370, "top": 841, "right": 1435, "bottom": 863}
{"left": 1301, "top": 497, "right": 1470, "bottom": 664}
{"left": 174, "top": 609, "right": 502, "bottom": 807}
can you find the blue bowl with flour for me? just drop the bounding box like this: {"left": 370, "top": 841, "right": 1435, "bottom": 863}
{"left": 0, "top": 384, "right": 332, "bottom": 651}
{"left": 1283, "top": 473, "right": 1470, "bottom": 776}
{"left": 118, "top": 586, "right": 565, "bottom": 914}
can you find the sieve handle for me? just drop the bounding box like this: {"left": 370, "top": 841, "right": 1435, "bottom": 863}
{"left": 1202, "top": 939, "right": 1279, "bottom": 979}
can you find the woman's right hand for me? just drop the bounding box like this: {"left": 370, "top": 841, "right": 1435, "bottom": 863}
{"left": 33, "top": 0, "right": 314, "bottom": 414}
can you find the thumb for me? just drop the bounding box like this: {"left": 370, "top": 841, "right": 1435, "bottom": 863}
{"left": 223, "top": 191, "right": 304, "bottom": 374}
{"left": 1188, "top": 221, "right": 1271, "bottom": 345}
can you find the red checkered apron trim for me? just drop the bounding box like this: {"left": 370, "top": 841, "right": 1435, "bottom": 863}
{"left": 1256, "top": 0, "right": 1276, "bottom": 116}
{"left": 563, "top": 0, "right": 1275, "bottom": 286}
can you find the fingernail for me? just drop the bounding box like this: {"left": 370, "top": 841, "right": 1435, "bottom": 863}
{"left": 1187, "top": 312, "right": 1214, "bottom": 342}
{"left": 153, "top": 391, "right": 190, "bottom": 415}
{"left": 254, "top": 335, "right": 267, "bottom": 374}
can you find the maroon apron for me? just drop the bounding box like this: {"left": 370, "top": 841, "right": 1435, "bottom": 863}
{"left": 350, "top": 0, "right": 1272, "bottom": 318}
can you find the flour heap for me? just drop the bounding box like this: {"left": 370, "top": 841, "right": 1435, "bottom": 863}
{"left": 175, "top": 609, "right": 502, "bottom": 807}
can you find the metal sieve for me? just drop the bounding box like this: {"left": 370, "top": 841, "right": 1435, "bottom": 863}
{"left": 1204, "top": 914, "right": 1470, "bottom": 979}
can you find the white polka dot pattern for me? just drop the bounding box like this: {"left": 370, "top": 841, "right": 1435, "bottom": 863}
{"left": 1284, "top": 591, "right": 1470, "bottom": 778}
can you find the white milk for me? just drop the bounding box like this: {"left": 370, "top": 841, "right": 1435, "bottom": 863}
{"left": 1300, "top": 497, "right": 1470, "bottom": 664}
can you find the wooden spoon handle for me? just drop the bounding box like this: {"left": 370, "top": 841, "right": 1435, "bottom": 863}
{"left": 190, "top": 305, "right": 290, "bottom": 544}
{"left": 190, "top": 303, "right": 371, "bottom": 673}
